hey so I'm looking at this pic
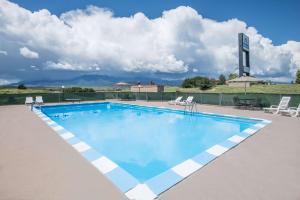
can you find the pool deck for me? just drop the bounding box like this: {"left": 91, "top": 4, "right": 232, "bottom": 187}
{"left": 1, "top": 100, "right": 300, "bottom": 200}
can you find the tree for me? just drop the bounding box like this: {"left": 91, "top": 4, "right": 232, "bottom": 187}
{"left": 17, "top": 84, "right": 27, "bottom": 89}
{"left": 218, "top": 74, "right": 226, "bottom": 85}
{"left": 228, "top": 73, "right": 238, "bottom": 80}
{"left": 181, "top": 76, "right": 215, "bottom": 90}
{"left": 296, "top": 69, "right": 300, "bottom": 84}
{"left": 63, "top": 87, "right": 95, "bottom": 93}
{"left": 196, "top": 77, "right": 213, "bottom": 90}
{"left": 181, "top": 78, "right": 194, "bottom": 88}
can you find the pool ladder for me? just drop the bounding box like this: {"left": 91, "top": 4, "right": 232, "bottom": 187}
{"left": 184, "top": 102, "right": 198, "bottom": 114}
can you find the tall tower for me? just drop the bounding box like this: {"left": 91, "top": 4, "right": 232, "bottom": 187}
{"left": 238, "top": 33, "right": 250, "bottom": 77}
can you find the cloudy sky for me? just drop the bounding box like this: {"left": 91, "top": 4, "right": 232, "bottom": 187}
{"left": 0, "top": 0, "right": 300, "bottom": 85}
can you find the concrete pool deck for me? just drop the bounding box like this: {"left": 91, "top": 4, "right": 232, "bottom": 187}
{"left": 0, "top": 101, "right": 300, "bottom": 200}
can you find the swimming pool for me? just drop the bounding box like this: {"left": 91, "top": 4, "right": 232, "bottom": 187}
{"left": 36, "top": 102, "right": 270, "bottom": 200}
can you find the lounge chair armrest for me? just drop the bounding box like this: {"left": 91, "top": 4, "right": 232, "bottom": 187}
{"left": 270, "top": 105, "right": 278, "bottom": 108}
{"left": 289, "top": 107, "right": 297, "bottom": 110}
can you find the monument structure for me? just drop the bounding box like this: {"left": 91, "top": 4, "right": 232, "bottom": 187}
{"left": 238, "top": 33, "right": 250, "bottom": 77}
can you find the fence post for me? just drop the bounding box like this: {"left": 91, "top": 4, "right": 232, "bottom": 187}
{"left": 219, "top": 93, "right": 223, "bottom": 106}
{"left": 279, "top": 93, "right": 282, "bottom": 103}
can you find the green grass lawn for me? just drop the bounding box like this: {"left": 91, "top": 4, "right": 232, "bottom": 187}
{"left": 1, "top": 84, "right": 299, "bottom": 94}
{"left": 165, "top": 84, "right": 300, "bottom": 94}
{"left": 0, "top": 88, "right": 52, "bottom": 94}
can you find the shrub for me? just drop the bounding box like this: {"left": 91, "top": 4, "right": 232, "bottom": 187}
{"left": 196, "top": 77, "right": 213, "bottom": 90}
{"left": 218, "top": 74, "right": 226, "bottom": 85}
{"left": 182, "top": 76, "right": 215, "bottom": 90}
{"left": 228, "top": 73, "right": 238, "bottom": 80}
{"left": 63, "top": 87, "right": 95, "bottom": 93}
{"left": 17, "top": 84, "right": 27, "bottom": 89}
{"left": 181, "top": 78, "right": 194, "bottom": 88}
{"left": 296, "top": 69, "right": 300, "bottom": 84}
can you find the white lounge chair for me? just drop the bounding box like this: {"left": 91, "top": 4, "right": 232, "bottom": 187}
{"left": 263, "top": 96, "right": 291, "bottom": 114}
{"left": 178, "top": 96, "right": 194, "bottom": 106}
{"left": 168, "top": 96, "right": 183, "bottom": 105}
{"left": 25, "top": 97, "right": 34, "bottom": 105}
{"left": 35, "top": 96, "right": 44, "bottom": 105}
{"left": 280, "top": 103, "right": 300, "bottom": 117}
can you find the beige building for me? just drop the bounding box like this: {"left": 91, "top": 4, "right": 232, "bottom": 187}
{"left": 227, "top": 76, "right": 262, "bottom": 88}
{"left": 131, "top": 85, "right": 164, "bottom": 92}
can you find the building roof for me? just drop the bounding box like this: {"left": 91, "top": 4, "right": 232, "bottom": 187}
{"left": 227, "top": 76, "right": 262, "bottom": 83}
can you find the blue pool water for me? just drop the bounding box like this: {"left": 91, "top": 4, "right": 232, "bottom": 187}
{"left": 42, "top": 102, "right": 259, "bottom": 182}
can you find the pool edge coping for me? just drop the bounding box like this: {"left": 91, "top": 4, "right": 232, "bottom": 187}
{"left": 33, "top": 102, "right": 271, "bottom": 200}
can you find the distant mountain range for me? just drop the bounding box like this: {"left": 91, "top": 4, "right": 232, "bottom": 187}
{"left": 12, "top": 74, "right": 182, "bottom": 87}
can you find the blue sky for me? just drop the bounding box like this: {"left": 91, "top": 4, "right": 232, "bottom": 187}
{"left": 10, "top": 0, "right": 300, "bottom": 45}
{"left": 0, "top": 0, "right": 300, "bottom": 85}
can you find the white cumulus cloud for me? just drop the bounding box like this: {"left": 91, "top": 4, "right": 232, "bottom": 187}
{"left": 30, "top": 65, "right": 40, "bottom": 70}
{"left": 0, "top": 0, "right": 299, "bottom": 81}
{"left": 0, "top": 78, "right": 19, "bottom": 85}
{"left": 0, "top": 50, "right": 8, "bottom": 55}
{"left": 19, "top": 47, "right": 39, "bottom": 59}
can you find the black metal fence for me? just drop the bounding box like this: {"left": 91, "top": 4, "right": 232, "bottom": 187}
{"left": 1, "top": 92, "right": 300, "bottom": 107}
